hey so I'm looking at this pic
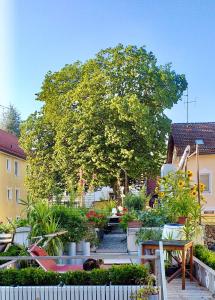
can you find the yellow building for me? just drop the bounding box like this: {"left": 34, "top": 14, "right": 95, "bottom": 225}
{"left": 0, "top": 129, "right": 27, "bottom": 222}
{"left": 167, "top": 122, "right": 215, "bottom": 223}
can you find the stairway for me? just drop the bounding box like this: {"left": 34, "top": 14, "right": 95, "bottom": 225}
{"left": 96, "top": 232, "right": 127, "bottom": 253}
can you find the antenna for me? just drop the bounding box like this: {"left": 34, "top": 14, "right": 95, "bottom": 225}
{"left": 184, "top": 87, "right": 196, "bottom": 123}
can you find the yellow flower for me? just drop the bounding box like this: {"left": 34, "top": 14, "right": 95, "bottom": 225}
{"left": 191, "top": 190, "right": 197, "bottom": 197}
{"left": 187, "top": 170, "right": 193, "bottom": 178}
{"left": 155, "top": 187, "right": 159, "bottom": 193}
{"left": 159, "top": 192, "right": 165, "bottom": 198}
{"left": 178, "top": 180, "right": 185, "bottom": 188}
{"left": 200, "top": 183, "right": 205, "bottom": 192}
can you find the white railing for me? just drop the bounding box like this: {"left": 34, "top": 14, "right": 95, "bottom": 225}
{"left": 0, "top": 285, "right": 159, "bottom": 300}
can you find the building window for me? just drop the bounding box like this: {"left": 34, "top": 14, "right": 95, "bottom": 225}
{"left": 200, "top": 173, "right": 210, "bottom": 192}
{"left": 6, "top": 159, "right": 11, "bottom": 172}
{"left": 14, "top": 161, "right": 19, "bottom": 176}
{"left": 7, "top": 188, "right": 12, "bottom": 200}
{"left": 15, "top": 189, "right": 20, "bottom": 203}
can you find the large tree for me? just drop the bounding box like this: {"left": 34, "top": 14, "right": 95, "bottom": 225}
{"left": 20, "top": 44, "right": 187, "bottom": 199}
{"left": 0, "top": 104, "right": 21, "bottom": 136}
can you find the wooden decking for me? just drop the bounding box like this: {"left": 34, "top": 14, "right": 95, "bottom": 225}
{"left": 167, "top": 278, "right": 214, "bottom": 299}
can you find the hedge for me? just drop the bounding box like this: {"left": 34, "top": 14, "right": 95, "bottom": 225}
{"left": 195, "top": 244, "right": 215, "bottom": 270}
{"left": 0, "top": 264, "right": 151, "bottom": 286}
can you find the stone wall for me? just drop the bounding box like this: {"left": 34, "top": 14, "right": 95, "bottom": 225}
{"left": 204, "top": 225, "right": 215, "bottom": 248}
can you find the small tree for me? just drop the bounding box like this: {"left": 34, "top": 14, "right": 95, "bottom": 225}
{"left": 0, "top": 104, "right": 21, "bottom": 136}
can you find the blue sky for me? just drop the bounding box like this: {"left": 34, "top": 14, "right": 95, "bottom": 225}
{"left": 2, "top": 0, "right": 215, "bottom": 122}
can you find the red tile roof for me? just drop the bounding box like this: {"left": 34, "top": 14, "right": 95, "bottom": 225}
{"left": 0, "top": 129, "right": 26, "bottom": 159}
{"left": 171, "top": 122, "right": 215, "bottom": 156}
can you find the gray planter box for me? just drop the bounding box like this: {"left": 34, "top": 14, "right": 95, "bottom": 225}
{"left": 0, "top": 285, "right": 159, "bottom": 300}
{"left": 194, "top": 256, "right": 215, "bottom": 294}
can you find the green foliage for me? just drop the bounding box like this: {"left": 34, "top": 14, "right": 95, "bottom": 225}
{"left": 194, "top": 244, "right": 215, "bottom": 270}
{"left": 158, "top": 171, "right": 202, "bottom": 222}
{"left": 0, "top": 245, "right": 28, "bottom": 266}
{"left": 0, "top": 104, "right": 21, "bottom": 136}
{"left": 124, "top": 190, "right": 147, "bottom": 211}
{"left": 109, "top": 264, "right": 150, "bottom": 285}
{"left": 51, "top": 205, "right": 87, "bottom": 243}
{"left": 20, "top": 44, "right": 187, "bottom": 199}
{"left": 0, "top": 222, "right": 13, "bottom": 234}
{"left": 138, "top": 207, "right": 170, "bottom": 227}
{"left": 136, "top": 228, "right": 163, "bottom": 244}
{"left": 158, "top": 170, "right": 203, "bottom": 239}
{"left": 119, "top": 211, "right": 139, "bottom": 230}
{"left": 0, "top": 264, "right": 150, "bottom": 286}
{"left": 27, "top": 200, "right": 63, "bottom": 255}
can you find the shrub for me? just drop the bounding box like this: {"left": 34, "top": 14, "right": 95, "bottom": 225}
{"left": 51, "top": 205, "right": 87, "bottom": 243}
{"left": 109, "top": 264, "right": 150, "bottom": 285}
{"left": 124, "top": 195, "right": 145, "bottom": 211}
{"left": 119, "top": 211, "right": 139, "bottom": 230}
{"left": 0, "top": 264, "right": 150, "bottom": 286}
{"left": 89, "top": 269, "right": 110, "bottom": 285}
{"left": 194, "top": 244, "right": 215, "bottom": 270}
{"left": 136, "top": 228, "right": 163, "bottom": 244}
{"left": 138, "top": 208, "right": 170, "bottom": 227}
{"left": 0, "top": 245, "right": 28, "bottom": 266}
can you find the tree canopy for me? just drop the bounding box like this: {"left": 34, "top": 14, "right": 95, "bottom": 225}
{"left": 20, "top": 44, "right": 187, "bottom": 199}
{"left": 0, "top": 104, "right": 21, "bottom": 136}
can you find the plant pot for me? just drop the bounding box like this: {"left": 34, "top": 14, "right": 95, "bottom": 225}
{"left": 177, "top": 216, "right": 187, "bottom": 225}
{"left": 82, "top": 241, "right": 91, "bottom": 260}
{"left": 13, "top": 226, "right": 31, "bottom": 247}
{"left": 128, "top": 221, "right": 142, "bottom": 228}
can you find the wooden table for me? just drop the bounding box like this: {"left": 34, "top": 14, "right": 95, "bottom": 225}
{"left": 141, "top": 240, "right": 194, "bottom": 290}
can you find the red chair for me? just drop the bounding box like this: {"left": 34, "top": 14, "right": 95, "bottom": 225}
{"left": 29, "top": 245, "right": 83, "bottom": 272}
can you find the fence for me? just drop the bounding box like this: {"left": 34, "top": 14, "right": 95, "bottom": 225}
{"left": 0, "top": 244, "right": 167, "bottom": 300}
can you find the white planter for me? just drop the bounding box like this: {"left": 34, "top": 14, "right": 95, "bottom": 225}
{"left": 0, "top": 285, "right": 159, "bottom": 300}
{"left": 68, "top": 242, "right": 77, "bottom": 265}
{"left": 13, "top": 227, "right": 31, "bottom": 247}
{"left": 76, "top": 241, "right": 83, "bottom": 253}
{"left": 82, "top": 241, "right": 91, "bottom": 257}
{"left": 127, "top": 227, "right": 162, "bottom": 253}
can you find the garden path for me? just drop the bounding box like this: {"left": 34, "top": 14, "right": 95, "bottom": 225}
{"left": 167, "top": 278, "right": 214, "bottom": 299}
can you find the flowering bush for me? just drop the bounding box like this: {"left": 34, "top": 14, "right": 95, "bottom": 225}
{"left": 86, "top": 210, "right": 107, "bottom": 228}
{"left": 156, "top": 170, "right": 204, "bottom": 239}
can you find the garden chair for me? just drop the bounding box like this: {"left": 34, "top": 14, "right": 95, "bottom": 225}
{"left": 28, "top": 231, "right": 83, "bottom": 272}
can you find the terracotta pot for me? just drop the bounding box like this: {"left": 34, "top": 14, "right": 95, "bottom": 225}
{"left": 128, "top": 221, "right": 142, "bottom": 228}
{"left": 177, "top": 216, "right": 187, "bottom": 225}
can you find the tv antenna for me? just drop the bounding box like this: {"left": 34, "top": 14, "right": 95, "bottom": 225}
{"left": 184, "top": 87, "right": 197, "bottom": 123}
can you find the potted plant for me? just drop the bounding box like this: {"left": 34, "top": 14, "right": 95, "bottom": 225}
{"left": 131, "top": 275, "right": 159, "bottom": 300}
{"left": 13, "top": 218, "right": 31, "bottom": 247}
{"left": 119, "top": 211, "right": 140, "bottom": 231}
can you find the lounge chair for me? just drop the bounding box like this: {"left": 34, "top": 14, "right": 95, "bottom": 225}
{"left": 28, "top": 245, "right": 83, "bottom": 272}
